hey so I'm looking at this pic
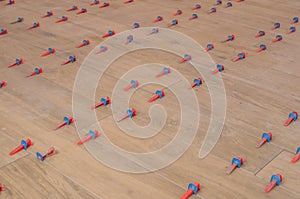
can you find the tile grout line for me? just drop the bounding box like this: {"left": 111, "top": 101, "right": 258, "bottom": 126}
{"left": 41, "top": 160, "right": 102, "bottom": 199}
{"left": 154, "top": 172, "right": 206, "bottom": 199}
{"left": 0, "top": 154, "right": 30, "bottom": 170}
{"left": 211, "top": 151, "right": 300, "bottom": 197}
{"left": 0, "top": 131, "right": 102, "bottom": 199}
{"left": 254, "top": 148, "right": 284, "bottom": 176}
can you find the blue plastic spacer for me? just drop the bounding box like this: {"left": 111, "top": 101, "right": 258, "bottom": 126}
{"left": 47, "top": 11, "right": 52, "bottom": 16}
{"left": 207, "top": 44, "right": 213, "bottom": 50}
{"left": 21, "top": 140, "right": 28, "bottom": 150}
{"left": 100, "top": 45, "right": 107, "bottom": 52}
{"left": 155, "top": 90, "right": 163, "bottom": 99}
{"left": 18, "top": 17, "right": 23, "bottom": 22}
{"left": 64, "top": 116, "right": 70, "bottom": 125}
{"left": 89, "top": 130, "right": 96, "bottom": 139}
{"left": 238, "top": 53, "right": 245, "bottom": 59}
{"left": 127, "top": 35, "right": 133, "bottom": 42}
{"left": 216, "top": 0, "right": 222, "bottom": 5}
{"left": 288, "top": 112, "right": 297, "bottom": 121}
{"left": 260, "top": 44, "right": 266, "bottom": 50}
{"left": 228, "top": 35, "right": 233, "bottom": 40}
{"left": 172, "top": 20, "right": 178, "bottom": 25}
{"left": 184, "top": 54, "right": 191, "bottom": 60}
{"left": 152, "top": 28, "right": 159, "bottom": 33}
{"left": 227, "top": 2, "right": 232, "bottom": 7}
{"left": 274, "top": 23, "right": 280, "bottom": 29}
{"left": 130, "top": 80, "right": 138, "bottom": 88}
{"left": 296, "top": 147, "right": 300, "bottom": 154}
{"left": 163, "top": 67, "right": 169, "bottom": 74}
{"left": 293, "top": 17, "right": 298, "bottom": 23}
{"left": 262, "top": 133, "right": 271, "bottom": 142}
{"left": 72, "top": 5, "right": 77, "bottom": 10}
{"left": 36, "top": 152, "right": 44, "bottom": 161}
{"left": 1, "top": 29, "right": 5, "bottom": 34}
{"left": 289, "top": 27, "right": 296, "bottom": 32}
{"left": 196, "top": 4, "right": 201, "bottom": 9}
{"left": 157, "top": 16, "right": 162, "bottom": 21}
{"left": 192, "top": 14, "right": 198, "bottom": 19}
{"left": 194, "top": 78, "right": 202, "bottom": 86}
{"left": 127, "top": 109, "right": 134, "bottom": 118}
{"left": 69, "top": 56, "right": 75, "bottom": 63}
{"left": 187, "top": 183, "right": 198, "bottom": 195}
{"left": 270, "top": 175, "right": 281, "bottom": 186}
{"left": 231, "top": 157, "right": 242, "bottom": 168}
{"left": 217, "top": 64, "right": 223, "bottom": 72}
{"left": 108, "top": 30, "right": 113, "bottom": 36}
{"left": 0, "top": 81, "right": 6, "bottom": 88}
{"left": 259, "top": 31, "right": 265, "bottom": 36}
{"left": 134, "top": 23, "right": 139, "bottom": 28}
{"left": 62, "top": 16, "right": 67, "bottom": 21}
{"left": 34, "top": 68, "right": 40, "bottom": 74}
{"left": 48, "top": 48, "right": 53, "bottom": 53}
{"left": 16, "top": 58, "right": 21, "bottom": 65}
{"left": 177, "top": 10, "right": 182, "bottom": 14}
{"left": 83, "top": 40, "right": 88, "bottom": 45}
{"left": 294, "top": 147, "right": 300, "bottom": 154}
{"left": 211, "top": 8, "right": 216, "bottom": 12}
{"left": 276, "top": 35, "right": 282, "bottom": 40}
{"left": 100, "top": 98, "right": 108, "bottom": 106}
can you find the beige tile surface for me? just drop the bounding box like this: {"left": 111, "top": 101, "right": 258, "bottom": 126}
{"left": 0, "top": 0, "right": 299, "bottom": 198}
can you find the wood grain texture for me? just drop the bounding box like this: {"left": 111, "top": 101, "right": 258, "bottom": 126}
{"left": 0, "top": 0, "right": 299, "bottom": 198}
